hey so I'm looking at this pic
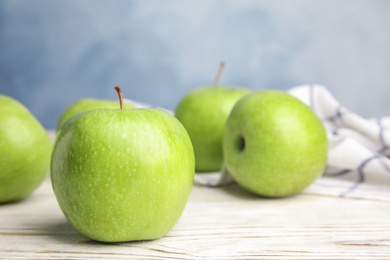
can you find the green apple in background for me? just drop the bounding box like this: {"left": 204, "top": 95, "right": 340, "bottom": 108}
{"left": 0, "top": 95, "right": 52, "bottom": 204}
{"left": 175, "top": 62, "right": 251, "bottom": 172}
{"left": 223, "top": 90, "right": 328, "bottom": 197}
{"left": 56, "top": 98, "right": 135, "bottom": 130}
{"left": 51, "top": 86, "right": 194, "bottom": 242}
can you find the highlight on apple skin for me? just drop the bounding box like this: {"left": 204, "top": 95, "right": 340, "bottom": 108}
{"left": 223, "top": 90, "right": 328, "bottom": 198}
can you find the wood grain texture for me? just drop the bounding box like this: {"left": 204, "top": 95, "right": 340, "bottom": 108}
{"left": 1, "top": 177, "right": 390, "bottom": 259}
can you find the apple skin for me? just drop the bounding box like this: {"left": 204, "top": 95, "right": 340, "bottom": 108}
{"left": 51, "top": 108, "right": 195, "bottom": 242}
{"left": 175, "top": 87, "right": 251, "bottom": 172}
{"left": 0, "top": 95, "right": 52, "bottom": 204}
{"left": 56, "top": 98, "right": 135, "bottom": 130}
{"left": 223, "top": 90, "right": 328, "bottom": 197}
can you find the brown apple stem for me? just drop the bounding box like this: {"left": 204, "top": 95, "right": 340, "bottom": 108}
{"left": 114, "top": 85, "right": 124, "bottom": 110}
{"left": 213, "top": 61, "right": 225, "bottom": 87}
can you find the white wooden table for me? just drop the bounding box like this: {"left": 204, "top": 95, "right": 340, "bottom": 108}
{"left": 1, "top": 174, "right": 390, "bottom": 259}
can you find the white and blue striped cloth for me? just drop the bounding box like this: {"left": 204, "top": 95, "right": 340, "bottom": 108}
{"left": 291, "top": 85, "right": 390, "bottom": 199}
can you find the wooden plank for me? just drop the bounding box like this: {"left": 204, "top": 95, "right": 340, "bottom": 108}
{"left": 1, "top": 177, "right": 390, "bottom": 259}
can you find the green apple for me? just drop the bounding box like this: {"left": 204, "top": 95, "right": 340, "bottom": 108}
{"left": 223, "top": 90, "right": 328, "bottom": 197}
{"left": 175, "top": 87, "right": 250, "bottom": 172}
{"left": 56, "top": 98, "right": 135, "bottom": 130}
{"left": 175, "top": 62, "right": 250, "bottom": 172}
{"left": 51, "top": 87, "right": 194, "bottom": 242}
{"left": 0, "top": 95, "right": 52, "bottom": 203}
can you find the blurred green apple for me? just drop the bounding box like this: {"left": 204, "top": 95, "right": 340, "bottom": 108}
{"left": 0, "top": 95, "right": 52, "bottom": 203}
{"left": 56, "top": 98, "right": 135, "bottom": 130}
{"left": 51, "top": 87, "right": 194, "bottom": 242}
{"left": 175, "top": 62, "right": 250, "bottom": 172}
{"left": 223, "top": 90, "right": 328, "bottom": 197}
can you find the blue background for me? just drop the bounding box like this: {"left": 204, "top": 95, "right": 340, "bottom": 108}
{"left": 1, "top": 0, "right": 390, "bottom": 128}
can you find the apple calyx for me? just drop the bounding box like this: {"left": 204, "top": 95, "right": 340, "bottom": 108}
{"left": 237, "top": 135, "right": 245, "bottom": 152}
{"left": 213, "top": 61, "right": 225, "bottom": 87}
{"left": 114, "top": 85, "right": 124, "bottom": 110}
